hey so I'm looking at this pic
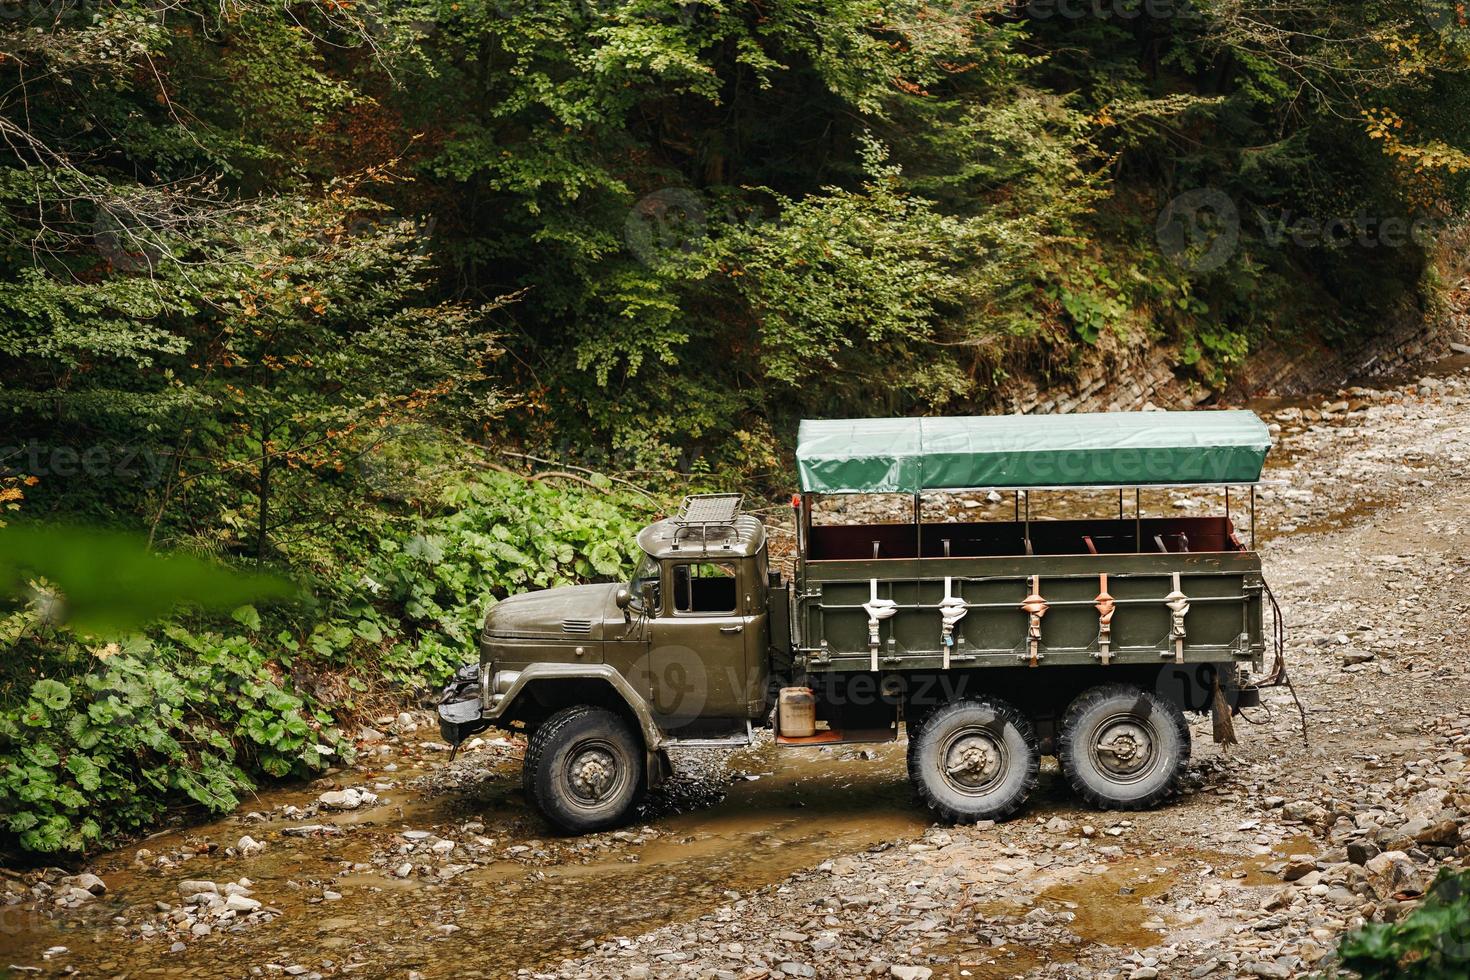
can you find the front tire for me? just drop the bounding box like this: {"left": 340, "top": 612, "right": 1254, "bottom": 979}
{"left": 1058, "top": 683, "right": 1190, "bottom": 810}
{"left": 524, "top": 705, "right": 644, "bottom": 834}
{"left": 907, "top": 697, "right": 1039, "bottom": 823}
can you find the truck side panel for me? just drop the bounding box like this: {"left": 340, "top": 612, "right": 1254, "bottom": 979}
{"left": 798, "top": 552, "right": 1263, "bottom": 673}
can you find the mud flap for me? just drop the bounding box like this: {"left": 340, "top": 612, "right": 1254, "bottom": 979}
{"left": 1210, "top": 674, "right": 1238, "bottom": 746}
{"left": 646, "top": 748, "right": 673, "bottom": 791}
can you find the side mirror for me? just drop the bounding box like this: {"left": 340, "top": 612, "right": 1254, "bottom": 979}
{"left": 615, "top": 587, "right": 632, "bottom": 610}
{"left": 640, "top": 581, "right": 658, "bottom": 616}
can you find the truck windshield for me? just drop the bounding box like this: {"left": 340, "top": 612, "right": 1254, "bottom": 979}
{"left": 629, "top": 551, "right": 659, "bottom": 608}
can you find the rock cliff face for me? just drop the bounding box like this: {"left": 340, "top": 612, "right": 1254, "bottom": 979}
{"left": 994, "top": 266, "right": 1470, "bottom": 414}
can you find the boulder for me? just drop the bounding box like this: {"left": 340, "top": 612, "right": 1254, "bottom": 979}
{"left": 1281, "top": 856, "right": 1318, "bottom": 882}
{"left": 67, "top": 873, "right": 107, "bottom": 896}
{"left": 318, "top": 788, "right": 377, "bottom": 810}
{"left": 1412, "top": 820, "right": 1459, "bottom": 848}
{"left": 1282, "top": 800, "right": 1329, "bottom": 824}
{"left": 1365, "top": 850, "right": 1424, "bottom": 899}
{"left": 224, "top": 893, "right": 261, "bottom": 913}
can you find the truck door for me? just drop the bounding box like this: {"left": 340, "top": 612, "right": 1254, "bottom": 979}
{"left": 650, "top": 560, "right": 750, "bottom": 726}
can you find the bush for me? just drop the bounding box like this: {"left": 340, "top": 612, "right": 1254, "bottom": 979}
{"left": 0, "top": 627, "right": 353, "bottom": 853}
{"left": 0, "top": 472, "right": 662, "bottom": 854}
{"left": 1338, "top": 868, "right": 1470, "bottom": 979}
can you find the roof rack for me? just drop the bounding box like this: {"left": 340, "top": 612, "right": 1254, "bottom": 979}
{"left": 670, "top": 494, "right": 744, "bottom": 553}
{"left": 674, "top": 493, "right": 742, "bottom": 526}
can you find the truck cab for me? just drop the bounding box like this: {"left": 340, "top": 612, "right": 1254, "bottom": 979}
{"left": 439, "top": 495, "right": 789, "bottom": 831}
{"left": 441, "top": 411, "right": 1291, "bottom": 834}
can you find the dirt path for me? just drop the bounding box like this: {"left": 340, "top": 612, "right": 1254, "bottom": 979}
{"left": 3, "top": 361, "right": 1469, "bottom": 980}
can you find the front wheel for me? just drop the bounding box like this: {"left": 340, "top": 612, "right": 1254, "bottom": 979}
{"left": 524, "top": 705, "right": 644, "bottom": 833}
{"left": 907, "top": 697, "right": 1039, "bottom": 823}
{"left": 1058, "top": 683, "right": 1190, "bottom": 810}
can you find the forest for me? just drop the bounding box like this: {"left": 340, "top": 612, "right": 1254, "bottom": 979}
{"left": 2, "top": 0, "right": 1468, "bottom": 853}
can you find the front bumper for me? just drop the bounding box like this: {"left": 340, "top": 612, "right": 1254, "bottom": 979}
{"left": 437, "top": 662, "right": 491, "bottom": 744}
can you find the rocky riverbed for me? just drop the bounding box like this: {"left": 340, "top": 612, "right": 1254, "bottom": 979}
{"left": 2, "top": 360, "right": 1469, "bottom": 979}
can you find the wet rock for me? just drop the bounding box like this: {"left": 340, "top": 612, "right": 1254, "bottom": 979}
{"left": 1347, "top": 840, "right": 1381, "bottom": 865}
{"left": 64, "top": 873, "right": 107, "bottom": 896}
{"left": 281, "top": 824, "right": 341, "bottom": 838}
{"left": 177, "top": 881, "right": 217, "bottom": 898}
{"left": 890, "top": 968, "right": 932, "bottom": 980}
{"left": 318, "top": 788, "right": 377, "bottom": 810}
{"left": 237, "top": 835, "right": 265, "bottom": 857}
{"left": 1281, "top": 856, "right": 1318, "bottom": 882}
{"left": 224, "top": 893, "right": 263, "bottom": 916}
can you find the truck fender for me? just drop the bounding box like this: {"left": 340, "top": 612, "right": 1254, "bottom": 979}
{"left": 489, "top": 662, "right": 666, "bottom": 758}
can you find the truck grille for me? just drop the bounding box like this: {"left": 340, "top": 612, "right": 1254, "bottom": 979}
{"left": 561, "top": 619, "right": 593, "bottom": 634}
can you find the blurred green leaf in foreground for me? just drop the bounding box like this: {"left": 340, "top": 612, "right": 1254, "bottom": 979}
{"left": 0, "top": 525, "right": 295, "bottom": 636}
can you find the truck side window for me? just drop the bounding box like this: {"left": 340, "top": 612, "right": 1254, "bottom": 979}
{"left": 672, "top": 562, "right": 738, "bottom": 614}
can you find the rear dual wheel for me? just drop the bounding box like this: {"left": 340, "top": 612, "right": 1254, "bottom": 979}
{"left": 1059, "top": 683, "right": 1190, "bottom": 810}
{"left": 907, "top": 697, "right": 1039, "bottom": 823}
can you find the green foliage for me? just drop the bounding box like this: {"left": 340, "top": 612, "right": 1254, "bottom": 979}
{"left": 366, "top": 471, "right": 657, "bottom": 685}
{"left": 3, "top": 0, "right": 1470, "bottom": 854}
{"left": 0, "top": 525, "right": 293, "bottom": 635}
{"left": 0, "top": 472, "right": 659, "bottom": 853}
{"left": 724, "top": 141, "right": 977, "bottom": 396}
{"left": 0, "top": 627, "right": 353, "bottom": 853}
{"left": 1339, "top": 868, "right": 1470, "bottom": 979}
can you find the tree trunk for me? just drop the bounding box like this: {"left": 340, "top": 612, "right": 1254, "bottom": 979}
{"left": 256, "top": 454, "right": 271, "bottom": 561}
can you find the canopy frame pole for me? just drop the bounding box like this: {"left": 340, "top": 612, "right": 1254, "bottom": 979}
{"left": 1118, "top": 488, "right": 1124, "bottom": 520}
{"left": 797, "top": 493, "right": 811, "bottom": 590}
{"left": 1250, "top": 486, "right": 1256, "bottom": 550}
{"left": 914, "top": 491, "right": 923, "bottom": 619}
{"left": 1024, "top": 490, "right": 1031, "bottom": 554}
{"left": 1135, "top": 488, "right": 1142, "bottom": 553}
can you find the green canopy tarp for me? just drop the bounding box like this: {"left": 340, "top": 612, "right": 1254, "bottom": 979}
{"left": 796, "top": 412, "right": 1272, "bottom": 494}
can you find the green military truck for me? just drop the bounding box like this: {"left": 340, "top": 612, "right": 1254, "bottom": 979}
{"left": 440, "top": 411, "right": 1286, "bottom": 832}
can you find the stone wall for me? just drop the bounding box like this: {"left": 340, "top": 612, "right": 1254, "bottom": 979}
{"left": 993, "top": 332, "right": 1208, "bottom": 416}
{"left": 994, "top": 273, "right": 1470, "bottom": 414}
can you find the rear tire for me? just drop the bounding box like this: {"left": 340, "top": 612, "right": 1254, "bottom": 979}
{"left": 1058, "top": 683, "right": 1190, "bottom": 810}
{"left": 524, "top": 705, "right": 644, "bottom": 834}
{"left": 907, "top": 697, "right": 1039, "bottom": 823}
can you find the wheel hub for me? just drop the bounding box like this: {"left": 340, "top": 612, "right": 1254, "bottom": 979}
{"left": 943, "top": 733, "right": 1004, "bottom": 791}
{"left": 567, "top": 747, "right": 618, "bottom": 802}
{"left": 1094, "top": 720, "right": 1154, "bottom": 776}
